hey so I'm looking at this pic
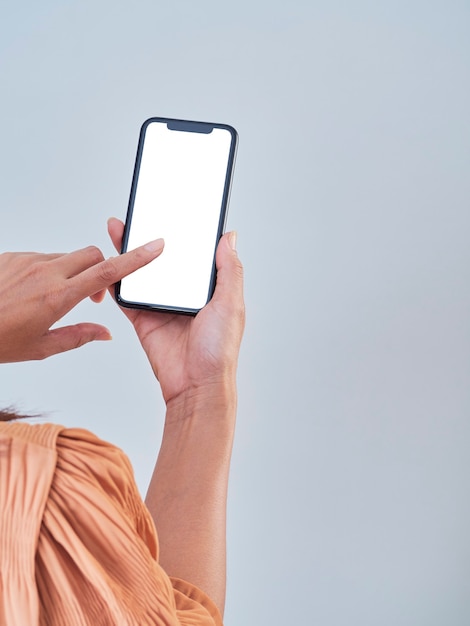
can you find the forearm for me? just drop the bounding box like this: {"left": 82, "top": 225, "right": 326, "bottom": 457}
{"left": 145, "top": 380, "right": 237, "bottom": 615}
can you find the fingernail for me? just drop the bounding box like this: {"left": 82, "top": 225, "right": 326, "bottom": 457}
{"left": 228, "top": 231, "right": 238, "bottom": 251}
{"left": 144, "top": 238, "right": 165, "bottom": 252}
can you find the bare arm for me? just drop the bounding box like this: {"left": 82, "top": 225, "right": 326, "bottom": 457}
{"left": 146, "top": 382, "right": 237, "bottom": 612}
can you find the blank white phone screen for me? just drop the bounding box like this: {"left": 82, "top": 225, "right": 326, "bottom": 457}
{"left": 120, "top": 122, "right": 233, "bottom": 310}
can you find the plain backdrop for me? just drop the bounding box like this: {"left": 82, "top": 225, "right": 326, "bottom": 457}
{"left": 1, "top": 2, "right": 469, "bottom": 624}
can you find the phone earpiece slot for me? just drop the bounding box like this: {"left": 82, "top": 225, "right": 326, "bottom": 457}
{"left": 166, "top": 120, "right": 213, "bottom": 134}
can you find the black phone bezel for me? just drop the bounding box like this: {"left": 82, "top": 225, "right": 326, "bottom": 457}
{"left": 115, "top": 116, "right": 238, "bottom": 315}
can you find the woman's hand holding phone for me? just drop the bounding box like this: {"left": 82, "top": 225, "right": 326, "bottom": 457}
{"left": 108, "top": 217, "right": 245, "bottom": 411}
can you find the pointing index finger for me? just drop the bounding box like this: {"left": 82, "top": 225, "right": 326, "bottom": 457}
{"left": 69, "top": 238, "right": 165, "bottom": 301}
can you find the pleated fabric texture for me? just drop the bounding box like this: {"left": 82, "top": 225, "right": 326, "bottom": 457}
{"left": 0, "top": 422, "right": 223, "bottom": 626}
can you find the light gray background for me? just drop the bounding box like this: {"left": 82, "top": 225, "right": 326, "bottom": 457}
{"left": 1, "top": 2, "right": 469, "bottom": 624}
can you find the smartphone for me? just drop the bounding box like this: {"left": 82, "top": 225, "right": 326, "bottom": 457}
{"left": 116, "top": 117, "right": 238, "bottom": 314}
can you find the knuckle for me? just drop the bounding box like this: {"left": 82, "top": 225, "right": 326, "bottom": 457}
{"left": 234, "top": 258, "right": 244, "bottom": 281}
{"left": 128, "top": 245, "right": 149, "bottom": 264}
{"left": 32, "top": 344, "right": 49, "bottom": 361}
{"left": 95, "top": 256, "right": 119, "bottom": 284}
{"left": 23, "top": 259, "right": 51, "bottom": 285}
{"left": 68, "top": 329, "right": 88, "bottom": 351}
{"left": 44, "top": 287, "right": 66, "bottom": 316}
{"left": 84, "top": 245, "right": 105, "bottom": 265}
{"left": 227, "top": 253, "right": 244, "bottom": 282}
{"left": 73, "top": 337, "right": 86, "bottom": 350}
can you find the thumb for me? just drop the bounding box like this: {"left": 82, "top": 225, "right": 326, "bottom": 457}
{"left": 40, "top": 323, "right": 112, "bottom": 358}
{"left": 213, "top": 231, "right": 244, "bottom": 311}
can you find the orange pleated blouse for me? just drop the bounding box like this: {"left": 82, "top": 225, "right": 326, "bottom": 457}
{"left": 0, "top": 422, "right": 223, "bottom": 626}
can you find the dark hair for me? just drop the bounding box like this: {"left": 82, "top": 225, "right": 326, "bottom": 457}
{"left": 0, "top": 409, "right": 29, "bottom": 422}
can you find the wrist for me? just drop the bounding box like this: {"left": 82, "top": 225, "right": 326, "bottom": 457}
{"left": 153, "top": 380, "right": 237, "bottom": 505}
{"left": 157, "top": 380, "right": 237, "bottom": 479}
{"left": 164, "top": 378, "right": 237, "bottom": 429}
